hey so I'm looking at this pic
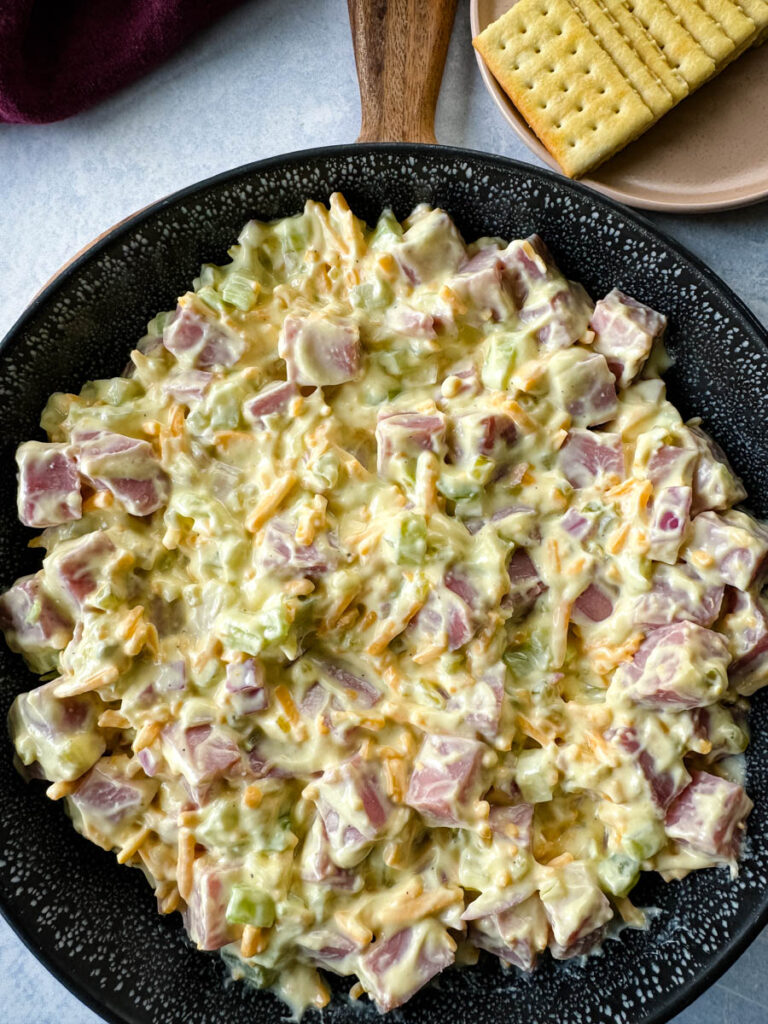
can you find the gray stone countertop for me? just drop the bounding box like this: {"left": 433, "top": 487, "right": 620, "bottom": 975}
{"left": 0, "top": 1, "right": 766, "bottom": 1021}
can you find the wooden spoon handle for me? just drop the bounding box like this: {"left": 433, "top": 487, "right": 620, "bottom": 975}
{"left": 347, "top": 0, "right": 458, "bottom": 144}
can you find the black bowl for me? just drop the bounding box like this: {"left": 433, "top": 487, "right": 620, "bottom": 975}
{"left": 1, "top": 145, "right": 767, "bottom": 1024}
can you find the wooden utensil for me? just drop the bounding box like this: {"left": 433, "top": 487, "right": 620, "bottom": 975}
{"left": 348, "top": 0, "right": 458, "bottom": 143}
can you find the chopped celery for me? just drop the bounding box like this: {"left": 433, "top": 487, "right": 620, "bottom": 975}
{"left": 221, "top": 272, "right": 259, "bottom": 312}
{"left": 482, "top": 331, "right": 538, "bottom": 391}
{"left": 80, "top": 377, "right": 142, "bottom": 407}
{"left": 370, "top": 209, "right": 403, "bottom": 250}
{"left": 396, "top": 515, "right": 427, "bottom": 565}
{"left": 515, "top": 747, "right": 555, "bottom": 803}
{"left": 351, "top": 278, "right": 393, "bottom": 312}
{"left": 146, "top": 309, "right": 174, "bottom": 337}
{"left": 503, "top": 634, "right": 549, "bottom": 676}
{"left": 598, "top": 854, "right": 639, "bottom": 898}
{"left": 196, "top": 285, "right": 228, "bottom": 315}
{"left": 437, "top": 468, "right": 481, "bottom": 501}
{"left": 226, "top": 885, "right": 276, "bottom": 928}
{"left": 622, "top": 820, "right": 666, "bottom": 861}
{"left": 220, "top": 947, "right": 276, "bottom": 989}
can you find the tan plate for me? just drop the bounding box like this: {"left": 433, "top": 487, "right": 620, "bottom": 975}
{"left": 471, "top": 0, "right": 768, "bottom": 211}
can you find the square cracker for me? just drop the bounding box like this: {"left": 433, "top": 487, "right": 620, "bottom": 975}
{"left": 570, "top": 0, "right": 676, "bottom": 115}
{"left": 693, "top": 0, "right": 757, "bottom": 47}
{"left": 733, "top": 0, "right": 768, "bottom": 30}
{"left": 599, "top": 0, "right": 690, "bottom": 99}
{"left": 618, "top": 0, "right": 718, "bottom": 88}
{"left": 473, "top": 0, "right": 655, "bottom": 177}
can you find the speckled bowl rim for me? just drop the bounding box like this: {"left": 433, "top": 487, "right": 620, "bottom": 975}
{"left": 1, "top": 142, "right": 767, "bottom": 1024}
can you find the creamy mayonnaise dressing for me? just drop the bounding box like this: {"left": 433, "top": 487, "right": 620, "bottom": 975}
{"left": 3, "top": 195, "right": 767, "bottom": 1014}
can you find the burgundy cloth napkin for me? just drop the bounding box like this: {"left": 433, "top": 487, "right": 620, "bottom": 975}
{"left": 0, "top": 0, "right": 247, "bottom": 124}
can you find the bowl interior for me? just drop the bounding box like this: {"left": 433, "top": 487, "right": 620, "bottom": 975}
{"left": 1, "top": 145, "right": 767, "bottom": 1024}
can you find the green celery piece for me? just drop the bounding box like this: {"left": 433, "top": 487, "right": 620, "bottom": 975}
{"left": 396, "top": 515, "right": 428, "bottom": 565}
{"left": 598, "top": 854, "right": 640, "bottom": 898}
{"left": 196, "top": 285, "right": 228, "bottom": 315}
{"left": 146, "top": 309, "right": 174, "bottom": 337}
{"left": 622, "top": 821, "right": 666, "bottom": 861}
{"left": 370, "top": 209, "right": 403, "bottom": 250}
{"left": 220, "top": 947, "right": 277, "bottom": 988}
{"left": 221, "top": 272, "right": 258, "bottom": 312}
{"left": 226, "top": 885, "right": 276, "bottom": 928}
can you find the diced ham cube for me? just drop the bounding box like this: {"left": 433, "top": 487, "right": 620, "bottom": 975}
{"left": 665, "top": 770, "right": 752, "bottom": 860}
{"left": 162, "top": 370, "right": 213, "bottom": 403}
{"left": 518, "top": 284, "right": 594, "bottom": 351}
{"left": 614, "top": 622, "right": 730, "bottom": 710}
{"left": 684, "top": 425, "right": 747, "bottom": 514}
{"left": 646, "top": 443, "right": 696, "bottom": 489}
{"left": 278, "top": 316, "right": 360, "bottom": 386}
{"left": 257, "top": 518, "right": 339, "bottom": 577}
{"left": 164, "top": 306, "right": 245, "bottom": 369}
{"left": 559, "top": 429, "right": 624, "bottom": 489}
{"left": 183, "top": 861, "right": 241, "bottom": 951}
{"left": 161, "top": 722, "right": 241, "bottom": 789}
{"left": 468, "top": 894, "right": 548, "bottom": 970}
{"left": 70, "top": 754, "right": 158, "bottom": 830}
{"left": 612, "top": 724, "right": 690, "bottom": 809}
{"left": 312, "top": 758, "right": 395, "bottom": 868}
{"left": 376, "top": 409, "right": 447, "bottom": 476}
{"left": 720, "top": 589, "right": 768, "bottom": 695}
{"left": 16, "top": 441, "right": 82, "bottom": 528}
{"left": 408, "top": 585, "right": 476, "bottom": 652}
{"left": 357, "top": 921, "right": 455, "bottom": 1013}
{"left": 8, "top": 678, "right": 105, "bottom": 783}
{"left": 549, "top": 351, "right": 618, "bottom": 427}
{"left": 76, "top": 431, "right": 170, "bottom": 516}
{"left": 0, "top": 572, "right": 72, "bottom": 660}
{"left": 560, "top": 507, "right": 594, "bottom": 540}
{"left": 243, "top": 381, "right": 297, "bottom": 424}
{"left": 450, "top": 411, "right": 517, "bottom": 464}
{"left": 299, "top": 927, "right": 365, "bottom": 971}
{"left": 498, "top": 234, "right": 551, "bottom": 304}
{"left": 447, "top": 664, "right": 506, "bottom": 742}
{"left": 635, "top": 562, "right": 724, "bottom": 628}
{"left": 405, "top": 735, "right": 486, "bottom": 827}
{"left": 648, "top": 485, "right": 692, "bottom": 564}
{"left": 448, "top": 248, "right": 515, "bottom": 322}
{"left": 45, "top": 532, "right": 116, "bottom": 612}
{"left": 503, "top": 549, "right": 546, "bottom": 618}
{"left": 391, "top": 207, "right": 466, "bottom": 283}
{"left": 540, "top": 862, "right": 613, "bottom": 953}
{"left": 299, "top": 814, "right": 359, "bottom": 890}
{"left": 385, "top": 304, "right": 437, "bottom": 339}
{"left": 312, "top": 658, "right": 380, "bottom": 708}
{"left": 683, "top": 510, "right": 768, "bottom": 590}
{"left": 590, "top": 289, "right": 666, "bottom": 386}
{"left": 572, "top": 582, "right": 615, "bottom": 625}
{"left": 224, "top": 658, "right": 267, "bottom": 715}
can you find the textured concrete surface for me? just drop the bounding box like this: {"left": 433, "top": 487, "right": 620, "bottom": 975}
{"left": 0, "top": 1, "right": 766, "bottom": 1021}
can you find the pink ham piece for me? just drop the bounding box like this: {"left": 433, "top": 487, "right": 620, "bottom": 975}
{"left": 518, "top": 283, "right": 594, "bottom": 351}
{"left": 163, "top": 306, "right": 245, "bottom": 369}
{"left": 312, "top": 658, "right": 380, "bottom": 708}
{"left": 161, "top": 370, "right": 213, "bottom": 403}
{"left": 357, "top": 921, "right": 456, "bottom": 1013}
{"left": 648, "top": 485, "right": 692, "bottom": 564}
{"left": 636, "top": 562, "right": 724, "bottom": 628}
{"left": 312, "top": 758, "right": 394, "bottom": 868}
{"left": 684, "top": 425, "right": 747, "bottom": 514}
{"left": 16, "top": 441, "right": 82, "bottom": 528}
{"left": 560, "top": 507, "right": 594, "bottom": 541}
{"left": 258, "top": 518, "right": 339, "bottom": 578}
{"left": 243, "top": 381, "right": 297, "bottom": 424}
{"left": 161, "top": 721, "right": 241, "bottom": 790}
{"left": 299, "top": 815, "right": 359, "bottom": 890}
{"left": 0, "top": 572, "right": 72, "bottom": 659}
{"left": 614, "top": 622, "right": 730, "bottom": 710}
{"left": 70, "top": 755, "right": 157, "bottom": 827}
{"left": 278, "top": 316, "right": 361, "bottom": 386}
{"left": 469, "top": 894, "right": 548, "bottom": 970}
{"left": 448, "top": 248, "right": 515, "bottom": 323}
{"left": 299, "top": 927, "right": 365, "bottom": 971}
{"left": 376, "top": 409, "right": 447, "bottom": 475}
{"left": 503, "top": 549, "right": 546, "bottom": 619}
{"left": 391, "top": 208, "right": 466, "bottom": 284}
{"left": 612, "top": 725, "right": 690, "bottom": 809}
{"left": 447, "top": 663, "right": 506, "bottom": 742}
{"left": 385, "top": 304, "right": 437, "bottom": 339}
{"left": 647, "top": 444, "right": 696, "bottom": 489}
{"left": 665, "top": 770, "right": 752, "bottom": 861}
{"left": 405, "top": 735, "right": 486, "bottom": 827}
{"left": 76, "top": 431, "right": 170, "bottom": 516}
{"left": 46, "top": 532, "right": 116, "bottom": 612}
{"left": 683, "top": 510, "right": 768, "bottom": 591}
{"left": 224, "top": 658, "right": 268, "bottom": 715}
{"left": 8, "top": 678, "right": 105, "bottom": 782}
{"left": 572, "top": 582, "right": 615, "bottom": 625}
{"left": 540, "top": 862, "right": 613, "bottom": 956}
{"left": 590, "top": 289, "right": 666, "bottom": 386}
{"left": 498, "top": 234, "right": 551, "bottom": 304}
{"left": 451, "top": 411, "right": 517, "bottom": 465}
{"left": 550, "top": 353, "right": 618, "bottom": 427}
{"left": 559, "top": 429, "right": 624, "bottom": 489}
{"left": 183, "top": 862, "right": 241, "bottom": 950}
{"left": 408, "top": 585, "right": 476, "bottom": 652}
{"left": 720, "top": 589, "right": 768, "bottom": 696}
